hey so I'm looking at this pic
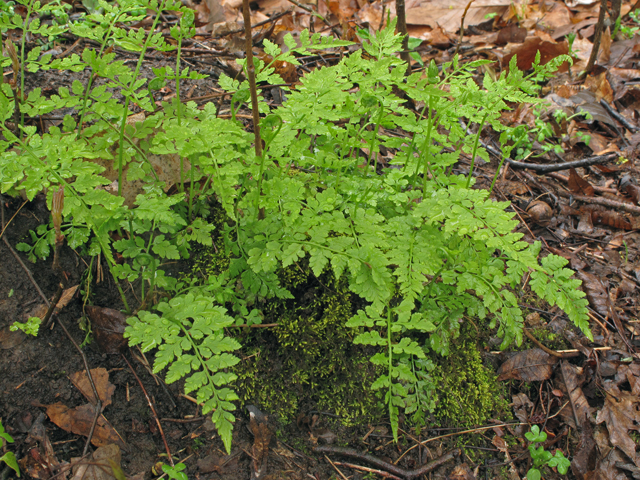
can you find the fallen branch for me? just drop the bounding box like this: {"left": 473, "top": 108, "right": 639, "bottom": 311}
{"left": 505, "top": 153, "right": 619, "bottom": 172}
{"left": 313, "top": 446, "right": 460, "bottom": 479}
{"left": 555, "top": 189, "right": 640, "bottom": 215}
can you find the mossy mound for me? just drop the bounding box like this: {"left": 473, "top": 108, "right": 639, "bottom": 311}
{"left": 186, "top": 201, "right": 508, "bottom": 429}
{"left": 233, "top": 265, "right": 383, "bottom": 424}
{"left": 430, "top": 325, "right": 510, "bottom": 427}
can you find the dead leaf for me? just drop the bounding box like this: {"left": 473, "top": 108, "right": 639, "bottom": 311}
{"left": 450, "top": 463, "right": 477, "bottom": 480}
{"left": 576, "top": 270, "right": 609, "bottom": 317}
{"left": 45, "top": 403, "right": 126, "bottom": 449}
{"left": 502, "top": 35, "right": 570, "bottom": 71}
{"left": 406, "top": 0, "right": 512, "bottom": 33}
{"left": 70, "top": 368, "right": 115, "bottom": 408}
{"left": 512, "top": 393, "right": 533, "bottom": 424}
{"left": 596, "top": 383, "right": 640, "bottom": 467}
{"left": 588, "top": 207, "right": 633, "bottom": 230}
{"left": 0, "top": 325, "right": 26, "bottom": 350}
{"left": 571, "top": 417, "right": 597, "bottom": 479}
{"left": 568, "top": 168, "right": 595, "bottom": 196}
{"left": 557, "top": 361, "right": 591, "bottom": 430}
{"left": 70, "top": 444, "right": 122, "bottom": 480}
{"left": 497, "top": 349, "right": 558, "bottom": 382}
{"left": 495, "top": 25, "right": 527, "bottom": 45}
{"left": 247, "top": 405, "right": 274, "bottom": 479}
{"left": 85, "top": 306, "right": 128, "bottom": 354}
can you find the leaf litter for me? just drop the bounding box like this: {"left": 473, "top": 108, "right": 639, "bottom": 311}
{"left": 2, "top": 0, "right": 640, "bottom": 478}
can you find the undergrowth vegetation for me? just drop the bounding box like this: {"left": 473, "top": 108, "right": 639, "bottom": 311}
{"left": 0, "top": 0, "right": 591, "bottom": 453}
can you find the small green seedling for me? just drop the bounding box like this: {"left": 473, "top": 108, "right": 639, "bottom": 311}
{"left": 10, "top": 316, "right": 41, "bottom": 336}
{"left": 161, "top": 463, "right": 188, "bottom": 480}
{"left": 525, "top": 425, "right": 570, "bottom": 480}
{"left": 0, "top": 419, "right": 20, "bottom": 477}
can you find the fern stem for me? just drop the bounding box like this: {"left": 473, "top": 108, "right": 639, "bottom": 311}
{"left": 465, "top": 111, "right": 488, "bottom": 188}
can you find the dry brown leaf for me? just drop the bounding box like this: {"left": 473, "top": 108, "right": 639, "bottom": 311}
{"left": 449, "top": 463, "right": 477, "bottom": 480}
{"left": 589, "top": 207, "right": 633, "bottom": 230}
{"left": 70, "top": 368, "right": 115, "bottom": 408}
{"left": 70, "top": 444, "right": 122, "bottom": 480}
{"left": 502, "top": 35, "right": 570, "bottom": 71}
{"left": 557, "top": 361, "right": 591, "bottom": 430}
{"left": 599, "top": 26, "right": 612, "bottom": 64}
{"left": 570, "top": 417, "right": 597, "bottom": 479}
{"left": 584, "top": 70, "right": 614, "bottom": 103}
{"left": 568, "top": 168, "right": 595, "bottom": 196}
{"left": 495, "top": 25, "right": 527, "bottom": 45}
{"left": 85, "top": 306, "right": 128, "bottom": 354}
{"left": 405, "top": 0, "right": 512, "bottom": 32}
{"left": 497, "top": 348, "right": 558, "bottom": 382}
{"left": 596, "top": 383, "right": 640, "bottom": 467}
{"left": 45, "top": 403, "right": 125, "bottom": 449}
{"left": 247, "top": 405, "right": 274, "bottom": 479}
{"left": 576, "top": 270, "right": 609, "bottom": 317}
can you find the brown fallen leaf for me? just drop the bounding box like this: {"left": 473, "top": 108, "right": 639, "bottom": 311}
{"left": 587, "top": 206, "right": 633, "bottom": 230}
{"left": 557, "top": 361, "right": 591, "bottom": 430}
{"left": 449, "top": 463, "right": 477, "bottom": 480}
{"left": 497, "top": 348, "right": 558, "bottom": 382}
{"left": 70, "top": 444, "right": 122, "bottom": 480}
{"left": 596, "top": 383, "right": 640, "bottom": 467}
{"left": 70, "top": 368, "right": 116, "bottom": 408}
{"left": 502, "top": 35, "right": 570, "bottom": 71}
{"left": 85, "top": 306, "right": 128, "bottom": 354}
{"left": 45, "top": 403, "right": 126, "bottom": 449}
{"left": 571, "top": 412, "right": 597, "bottom": 479}
{"left": 576, "top": 270, "right": 609, "bottom": 318}
{"left": 247, "top": 405, "right": 274, "bottom": 480}
{"left": 568, "top": 168, "right": 595, "bottom": 196}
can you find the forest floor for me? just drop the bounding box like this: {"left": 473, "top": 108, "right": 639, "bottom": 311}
{"left": 2, "top": 0, "right": 640, "bottom": 479}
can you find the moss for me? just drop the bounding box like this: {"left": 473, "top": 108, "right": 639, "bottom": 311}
{"left": 430, "top": 325, "right": 509, "bottom": 427}
{"left": 234, "top": 265, "right": 383, "bottom": 424}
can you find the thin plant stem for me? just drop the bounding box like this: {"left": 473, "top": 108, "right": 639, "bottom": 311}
{"left": 242, "top": 0, "right": 262, "bottom": 159}
{"left": 116, "top": 0, "right": 170, "bottom": 196}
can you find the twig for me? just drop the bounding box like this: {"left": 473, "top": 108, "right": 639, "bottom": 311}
{"left": 334, "top": 461, "right": 402, "bottom": 479}
{"left": 554, "top": 189, "right": 640, "bottom": 215}
{"left": 505, "top": 152, "right": 619, "bottom": 172}
{"left": 285, "top": 0, "right": 331, "bottom": 27}
{"left": 600, "top": 99, "right": 638, "bottom": 132}
{"left": 583, "top": 0, "right": 608, "bottom": 77}
{"left": 213, "top": 9, "right": 292, "bottom": 37}
{"left": 122, "top": 354, "right": 174, "bottom": 466}
{"left": 314, "top": 446, "right": 460, "bottom": 479}
{"left": 324, "top": 455, "right": 349, "bottom": 480}
{"left": 455, "top": 0, "right": 476, "bottom": 58}
{"left": 0, "top": 199, "right": 27, "bottom": 240}
{"left": 523, "top": 328, "right": 579, "bottom": 358}
{"left": 395, "top": 422, "right": 526, "bottom": 463}
{"left": 56, "top": 317, "right": 102, "bottom": 456}
{"left": 0, "top": 195, "right": 50, "bottom": 306}
{"left": 43, "top": 284, "right": 65, "bottom": 329}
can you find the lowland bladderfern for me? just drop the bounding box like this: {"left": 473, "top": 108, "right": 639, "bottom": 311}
{"left": 0, "top": 5, "right": 588, "bottom": 449}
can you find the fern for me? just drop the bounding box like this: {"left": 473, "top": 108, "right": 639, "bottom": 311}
{"left": 124, "top": 293, "right": 240, "bottom": 453}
